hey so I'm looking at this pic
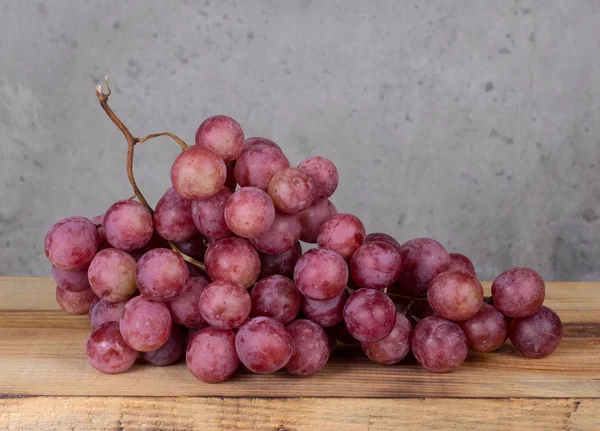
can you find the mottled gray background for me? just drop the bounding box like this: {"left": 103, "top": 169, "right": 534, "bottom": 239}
{"left": 1, "top": 0, "right": 599, "bottom": 280}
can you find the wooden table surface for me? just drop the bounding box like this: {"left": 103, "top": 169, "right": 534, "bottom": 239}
{"left": 1, "top": 277, "right": 599, "bottom": 430}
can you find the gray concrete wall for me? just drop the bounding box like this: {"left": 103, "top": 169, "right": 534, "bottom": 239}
{"left": 1, "top": 0, "right": 599, "bottom": 280}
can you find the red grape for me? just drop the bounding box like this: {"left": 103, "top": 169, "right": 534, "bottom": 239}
{"left": 259, "top": 241, "right": 302, "bottom": 278}
{"left": 297, "top": 198, "right": 338, "bottom": 243}
{"left": 45, "top": 216, "right": 100, "bottom": 271}
{"left": 350, "top": 241, "right": 402, "bottom": 290}
{"left": 317, "top": 213, "right": 366, "bottom": 260}
{"left": 195, "top": 115, "right": 244, "bottom": 163}
{"left": 427, "top": 270, "right": 484, "bottom": 321}
{"left": 167, "top": 275, "right": 210, "bottom": 328}
{"left": 104, "top": 200, "right": 154, "bottom": 252}
{"left": 143, "top": 325, "right": 186, "bottom": 366}
{"left": 51, "top": 266, "right": 90, "bottom": 292}
{"left": 297, "top": 156, "right": 338, "bottom": 200}
{"left": 224, "top": 186, "right": 275, "bottom": 238}
{"left": 235, "top": 317, "right": 293, "bottom": 374}
{"left": 508, "top": 306, "right": 563, "bottom": 358}
{"left": 293, "top": 248, "right": 348, "bottom": 300}
{"left": 186, "top": 327, "right": 239, "bottom": 383}
{"left": 458, "top": 303, "right": 507, "bottom": 352}
{"left": 175, "top": 236, "right": 209, "bottom": 262}
{"left": 56, "top": 285, "right": 97, "bottom": 315}
{"left": 88, "top": 249, "right": 138, "bottom": 302}
{"left": 361, "top": 312, "right": 412, "bottom": 364}
{"left": 120, "top": 296, "right": 172, "bottom": 352}
{"left": 205, "top": 237, "right": 260, "bottom": 288}
{"left": 301, "top": 290, "right": 348, "bottom": 327}
{"left": 153, "top": 187, "right": 198, "bottom": 242}
{"left": 90, "top": 298, "right": 127, "bottom": 329}
{"left": 396, "top": 238, "right": 450, "bottom": 295}
{"left": 343, "top": 289, "right": 396, "bottom": 342}
{"left": 249, "top": 212, "right": 301, "bottom": 255}
{"left": 86, "top": 322, "right": 138, "bottom": 374}
{"left": 285, "top": 320, "right": 329, "bottom": 376}
{"left": 244, "top": 137, "right": 280, "bottom": 150}
{"left": 492, "top": 267, "right": 545, "bottom": 318}
{"left": 199, "top": 281, "right": 251, "bottom": 330}
{"left": 268, "top": 167, "right": 315, "bottom": 214}
{"left": 250, "top": 275, "right": 301, "bottom": 324}
{"left": 448, "top": 253, "right": 476, "bottom": 276}
{"left": 412, "top": 316, "right": 468, "bottom": 373}
{"left": 234, "top": 143, "right": 290, "bottom": 190}
{"left": 365, "top": 232, "right": 402, "bottom": 254}
{"left": 191, "top": 186, "right": 233, "bottom": 239}
{"left": 136, "top": 248, "right": 188, "bottom": 302}
{"left": 170, "top": 145, "right": 227, "bottom": 200}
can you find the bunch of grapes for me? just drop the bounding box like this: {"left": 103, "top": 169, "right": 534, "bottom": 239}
{"left": 43, "top": 83, "right": 563, "bottom": 381}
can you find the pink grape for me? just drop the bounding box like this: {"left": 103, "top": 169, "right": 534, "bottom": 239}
{"left": 412, "top": 316, "right": 468, "bottom": 373}
{"left": 427, "top": 270, "right": 484, "bottom": 321}
{"left": 224, "top": 187, "right": 275, "bottom": 238}
{"left": 365, "top": 232, "right": 402, "bottom": 254}
{"left": 104, "top": 200, "right": 154, "bottom": 252}
{"left": 225, "top": 164, "right": 237, "bottom": 192}
{"left": 508, "top": 306, "right": 563, "bottom": 358}
{"left": 136, "top": 248, "right": 188, "bottom": 302}
{"left": 249, "top": 212, "right": 301, "bottom": 255}
{"left": 350, "top": 241, "right": 402, "bottom": 290}
{"left": 195, "top": 115, "right": 244, "bottom": 163}
{"left": 259, "top": 241, "right": 302, "bottom": 278}
{"left": 170, "top": 145, "right": 227, "bottom": 200}
{"left": 88, "top": 249, "right": 138, "bottom": 302}
{"left": 448, "top": 253, "right": 476, "bottom": 276}
{"left": 317, "top": 213, "right": 366, "bottom": 260}
{"left": 199, "top": 281, "right": 251, "bottom": 330}
{"left": 250, "top": 275, "right": 301, "bottom": 324}
{"left": 86, "top": 322, "right": 138, "bottom": 374}
{"left": 153, "top": 187, "right": 198, "bottom": 242}
{"left": 396, "top": 238, "right": 450, "bottom": 295}
{"left": 191, "top": 186, "right": 232, "bottom": 239}
{"left": 235, "top": 317, "right": 293, "bottom": 374}
{"left": 205, "top": 237, "right": 260, "bottom": 288}
{"left": 361, "top": 312, "right": 412, "bottom": 365}
{"left": 285, "top": 320, "right": 329, "bottom": 376}
{"left": 90, "top": 298, "right": 127, "bottom": 329}
{"left": 120, "top": 296, "right": 172, "bottom": 352}
{"left": 297, "top": 198, "right": 338, "bottom": 243}
{"left": 167, "top": 275, "right": 210, "bottom": 328}
{"left": 492, "top": 267, "right": 545, "bottom": 318}
{"left": 343, "top": 288, "right": 396, "bottom": 342}
{"left": 143, "top": 325, "right": 186, "bottom": 366}
{"left": 234, "top": 143, "right": 290, "bottom": 190}
{"left": 51, "top": 266, "right": 90, "bottom": 292}
{"left": 293, "top": 248, "right": 348, "bottom": 300}
{"left": 301, "top": 290, "right": 348, "bottom": 327}
{"left": 297, "top": 156, "right": 338, "bottom": 200}
{"left": 175, "top": 236, "right": 209, "bottom": 262}
{"left": 45, "top": 216, "right": 100, "bottom": 271}
{"left": 56, "top": 285, "right": 97, "bottom": 315}
{"left": 244, "top": 136, "right": 281, "bottom": 150}
{"left": 268, "top": 167, "right": 315, "bottom": 214}
{"left": 186, "top": 328, "right": 239, "bottom": 383}
{"left": 90, "top": 213, "right": 104, "bottom": 226}
{"left": 458, "top": 303, "right": 507, "bottom": 352}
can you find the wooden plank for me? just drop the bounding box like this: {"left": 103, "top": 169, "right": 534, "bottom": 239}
{"left": 0, "top": 396, "right": 597, "bottom": 431}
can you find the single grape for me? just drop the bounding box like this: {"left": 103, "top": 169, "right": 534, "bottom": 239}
{"left": 136, "top": 248, "right": 188, "bottom": 302}
{"left": 293, "top": 248, "right": 348, "bottom": 300}
{"left": 268, "top": 167, "right": 315, "bottom": 214}
{"left": 88, "top": 249, "right": 138, "bottom": 302}
{"left": 143, "top": 325, "right": 186, "bottom": 366}
{"left": 259, "top": 241, "right": 302, "bottom": 278}
{"left": 175, "top": 236, "right": 209, "bottom": 262}
{"left": 508, "top": 306, "right": 563, "bottom": 358}
{"left": 343, "top": 289, "right": 396, "bottom": 342}
{"left": 317, "top": 213, "right": 366, "bottom": 260}
{"left": 86, "top": 322, "right": 138, "bottom": 374}
{"left": 285, "top": 320, "right": 329, "bottom": 376}
{"left": 205, "top": 237, "right": 260, "bottom": 288}
{"left": 51, "top": 266, "right": 90, "bottom": 292}
{"left": 361, "top": 312, "right": 412, "bottom": 365}
{"left": 250, "top": 275, "right": 301, "bottom": 324}
{"left": 412, "top": 316, "right": 468, "bottom": 373}
{"left": 395, "top": 238, "right": 450, "bottom": 295}
{"left": 350, "top": 241, "right": 402, "bottom": 290}
{"left": 45, "top": 216, "right": 100, "bottom": 271}
{"left": 170, "top": 145, "right": 227, "bottom": 200}
{"left": 186, "top": 327, "right": 239, "bottom": 383}
{"left": 448, "top": 253, "right": 476, "bottom": 276}
{"left": 301, "top": 290, "right": 348, "bottom": 327}
{"left": 120, "top": 296, "right": 172, "bottom": 352}
{"left": 235, "top": 317, "right": 293, "bottom": 374}
{"left": 224, "top": 186, "right": 275, "bottom": 238}
{"left": 225, "top": 164, "right": 237, "bottom": 192}
{"left": 191, "top": 186, "right": 232, "bottom": 239}
{"left": 234, "top": 143, "right": 290, "bottom": 190}
{"left": 199, "top": 281, "right": 251, "bottom": 330}
{"left": 104, "top": 200, "right": 154, "bottom": 252}
{"left": 297, "top": 156, "right": 338, "bottom": 200}
{"left": 244, "top": 136, "right": 281, "bottom": 150}
{"left": 167, "top": 275, "right": 210, "bottom": 328}
{"left": 195, "top": 115, "right": 245, "bottom": 163}
{"left": 297, "top": 198, "right": 338, "bottom": 243}
{"left": 90, "top": 298, "right": 127, "bottom": 329}
{"left": 249, "top": 212, "right": 301, "bottom": 255}
{"left": 492, "top": 267, "right": 545, "bottom": 318}
{"left": 427, "top": 270, "right": 484, "bottom": 321}
{"left": 365, "top": 232, "right": 402, "bottom": 254}
{"left": 458, "top": 303, "right": 507, "bottom": 352}
{"left": 153, "top": 187, "right": 198, "bottom": 242}
{"left": 56, "top": 285, "right": 97, "bottom": 315}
